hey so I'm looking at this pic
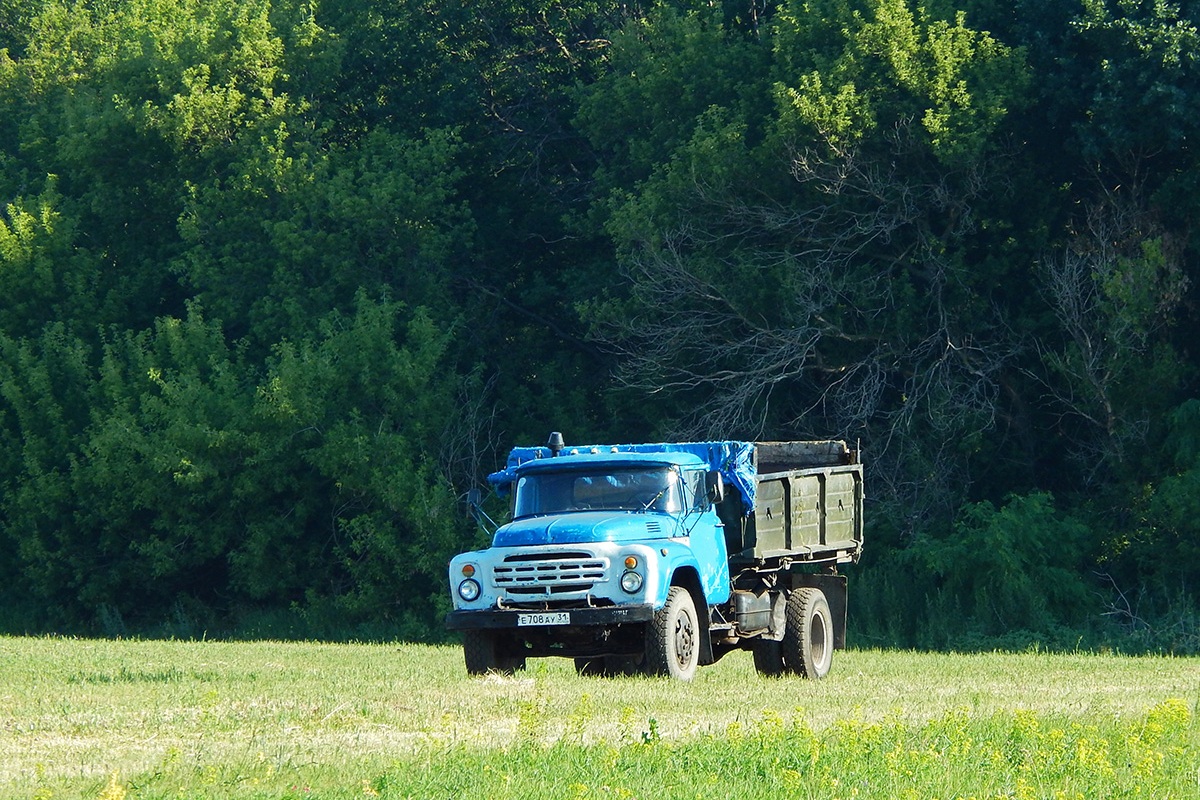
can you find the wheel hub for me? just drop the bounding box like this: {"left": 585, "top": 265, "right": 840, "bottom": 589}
{"left": 674, "top": 614, "right": 695, "bottom": 667}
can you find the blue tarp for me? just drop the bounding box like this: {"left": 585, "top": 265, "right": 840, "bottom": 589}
{"left": 487, "top": 441, "right": 759, "bottom": 513}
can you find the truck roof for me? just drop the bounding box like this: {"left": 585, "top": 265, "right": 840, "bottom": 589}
{"left": 510, "top": 450, "right": 707, "bottom": 475}
{"left": 489, "top": 441, "right": 750, "bottom": 486}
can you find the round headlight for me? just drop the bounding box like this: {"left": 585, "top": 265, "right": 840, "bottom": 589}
{"left": 619, "top": 571, "right": 643, "bottom": 594}
{"left": 457, "top": 579, "right": 481, "bottom": 602}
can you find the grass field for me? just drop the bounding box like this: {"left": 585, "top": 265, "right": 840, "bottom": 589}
{"left": 2, "top": 637, "right": 1198, "bottom": 799}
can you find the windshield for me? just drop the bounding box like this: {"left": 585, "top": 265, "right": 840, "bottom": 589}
{"left": 514, "top": 467, "right": 682, "bottom": 517}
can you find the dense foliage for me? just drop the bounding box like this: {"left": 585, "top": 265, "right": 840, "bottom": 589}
{"left": 1, "top": 0, "right": 1197, "bottom": 648}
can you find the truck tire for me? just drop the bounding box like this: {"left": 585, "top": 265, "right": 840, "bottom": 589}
{"left": 782, "top": 588, "right": 833, "bottom": 679}
{"left": 752, "top": 639, "right": 785, "bottom": 676}
{"left": 644, "top": 586, "right": 699, "bottom": 680}
{"left": 463, "top": 630, "right": 526, "bottom": 675}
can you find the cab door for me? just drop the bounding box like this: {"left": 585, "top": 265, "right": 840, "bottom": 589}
{"left": 680, "top": 469, "right": 731, "bottom": 604}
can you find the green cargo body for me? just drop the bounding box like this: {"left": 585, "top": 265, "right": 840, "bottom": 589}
{"left": 723, "top": 441, "right": 863, "bottom": 565}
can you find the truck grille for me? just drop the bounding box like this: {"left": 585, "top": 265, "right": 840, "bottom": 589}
{"left": 493, "top": 551, "right": 608, "bottom": 595}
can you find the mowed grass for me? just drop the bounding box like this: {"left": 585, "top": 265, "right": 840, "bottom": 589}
{"left": 2, "top": 637, "right": 1198, "bottom": 799}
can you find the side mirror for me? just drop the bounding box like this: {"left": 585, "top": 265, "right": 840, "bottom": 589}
{"left": 705, "top": 471, "right": 725, "bottom": 505}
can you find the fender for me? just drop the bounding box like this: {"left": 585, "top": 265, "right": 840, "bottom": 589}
{"left": 647, "top": 540, "right": 725, "bottom": 666}
{"left": 644, "top": 539, "right": 732, "bottom": 608}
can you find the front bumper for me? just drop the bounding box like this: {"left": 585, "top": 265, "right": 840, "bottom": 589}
{"left": 445, "top": 604, "right": 655, "bottom": 630}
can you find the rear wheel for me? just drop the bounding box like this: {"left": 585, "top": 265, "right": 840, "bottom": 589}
{"left": 463, "top": 630, "right": 526, "bottom": 675}
{"left": 781, "top": 588, "right": 833, "bottom": 679}
{"left": 645, "top": 586, "right": 700, "bottom": 680}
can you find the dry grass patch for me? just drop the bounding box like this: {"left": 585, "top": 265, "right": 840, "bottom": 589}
{"left": 2, "top": 637, "right": 1197, "bottom": 797}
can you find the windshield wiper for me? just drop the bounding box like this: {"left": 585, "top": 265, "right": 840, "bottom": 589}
{"left": 640, "top": 486, "right": 670, "bottom": 511}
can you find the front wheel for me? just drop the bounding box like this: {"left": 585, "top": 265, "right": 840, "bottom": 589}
{"left": 645, "top": 586, "right": 700, "bottom": 680}
{"left": 781, "top": 587, "right": 833, "bottom": 679}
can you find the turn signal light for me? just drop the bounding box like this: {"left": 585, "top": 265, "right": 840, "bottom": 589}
{"left": 461, "top": 564, "right": 476, "bottom": 578}
{"left": 624, "top": 556, "right": 638, "bottom": 570}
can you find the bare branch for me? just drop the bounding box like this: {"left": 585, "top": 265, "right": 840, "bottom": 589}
{"left": 591, "top": 121, "right": 1027, "bottom": 526}
{"left": 1033, "top": 190, "right": 1188, "bottom": 477}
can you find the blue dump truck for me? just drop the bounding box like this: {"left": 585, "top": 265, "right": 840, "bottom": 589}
{"left": 446, "top": 434, "right": 863, "bottom": 680}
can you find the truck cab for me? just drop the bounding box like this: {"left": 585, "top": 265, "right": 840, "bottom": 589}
{"left": 446, "top": 449, "right": 729, "bottom": 678}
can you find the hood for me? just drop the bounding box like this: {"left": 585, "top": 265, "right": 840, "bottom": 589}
{"left": 493, "top": 511, "right": 678, "bottom": 548}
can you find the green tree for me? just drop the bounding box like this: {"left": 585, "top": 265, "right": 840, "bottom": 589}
{"left": 4, "top": 0, "right": 1199, "bottom": 648}
{"left": 913, "top": 492, "right": 1094, "bottom": 645}
{"left": 1, "top": 297, "right": 461, "bottom": 635}
{"left": 0, "top": 0, "right": 339, "bottom": 339}
{"left": 249, "top": 296, "right": 459, "bottom": 633}
{"left": 0, "top": 180, "right": 97, "bottom": 340}
{"left": 575, "top": 3, "right": 773, "bottom": 190}
{"left": 175, "top": 126, "right": 473, "bottom": 346}
{"left": 1097, "top": 399, "right": 1200, "bottom": 649}
{"left": 0, "top": 324, "right": 97, "bottom": 627}
{"left": 0, "top": 0, "right": 480, "bottom": 635}
{"left": 581, "top": 0, "right": 1030, "bottom": 533}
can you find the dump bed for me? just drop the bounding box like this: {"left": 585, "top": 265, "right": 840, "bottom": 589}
{"left": 721, "top": 441, "right": 863, "bottom": 566}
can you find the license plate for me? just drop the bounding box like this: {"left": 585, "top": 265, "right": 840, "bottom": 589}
{"left": 517, "top": 612, "right": 570, "bottom": 627}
